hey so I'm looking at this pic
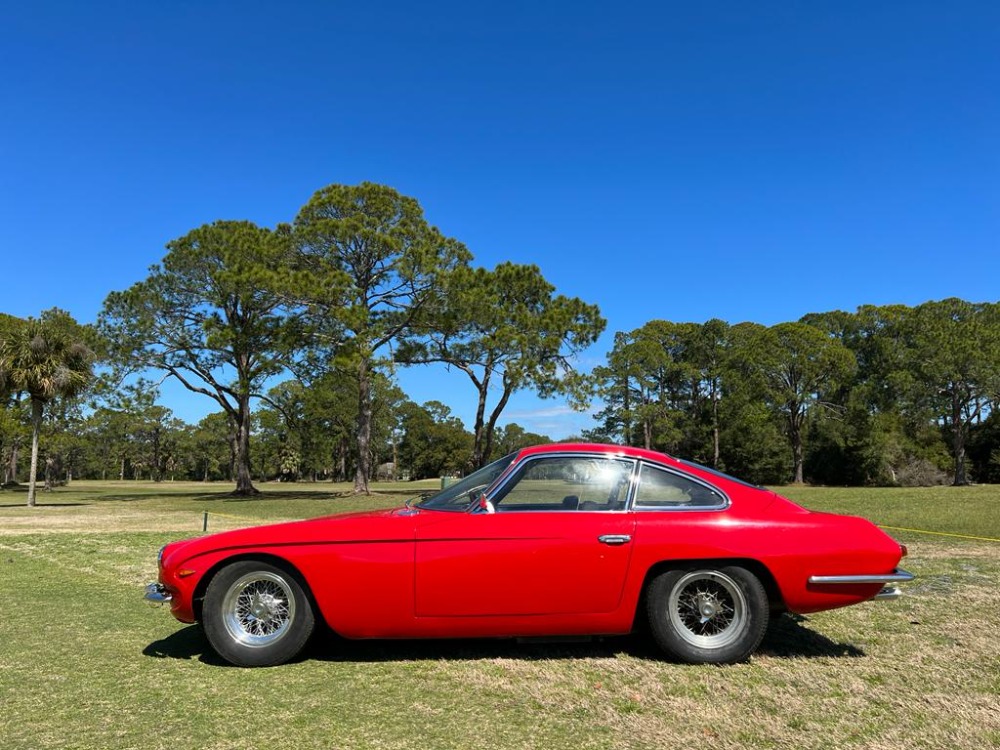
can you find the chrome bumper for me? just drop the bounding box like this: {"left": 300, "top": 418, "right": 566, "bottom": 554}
{"left": 808, "top": 568, "right": 914, "bottom": 601}
{"left": 808, "top": 568, "right": 914, "bottom": 585}
{"left": 144, "top": 582, "right": 173, "bottom": 607}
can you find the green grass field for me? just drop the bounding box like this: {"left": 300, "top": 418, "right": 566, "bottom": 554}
{"left": 1, "top": 480, "right": 998, "bottom": 750}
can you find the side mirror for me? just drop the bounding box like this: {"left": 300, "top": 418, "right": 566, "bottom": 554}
{"left": 478, "top": 495, "right": 496, "bottom": 514}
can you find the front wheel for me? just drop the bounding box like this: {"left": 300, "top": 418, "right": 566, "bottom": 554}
{"left": 646, "top": 566, "right": 768, "bottom": 664}
{"left": 202, "top": 560, "right": 315, "bottom": 667}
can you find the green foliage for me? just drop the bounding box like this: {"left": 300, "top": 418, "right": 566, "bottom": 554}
{"left": 968, "top": 413, "right": 1000, "bottom": 484}
{"left": 733, "top": 321, "right": 857, "bottom": 483}
{"left": 254, "top": 368, "right": 408, "bottom": 484}
{"left": 5, "top": 174, "right": 996, "bottom": 491}
{"left": 592, "top": 302, "right": 1000, "bottom": 487}
{"left": 717, "top": 394, "right": 790, "bottom": 486}
{"left": 289, "top": 183, "right": 472, "bottom": 492}
{"left": 0, "top": 310, "right": 95, "bottom": 504}
{"left": 908, "top": 299, "right": 1000, "bottom": 485}
{"left": 397, "top": 400, "right": 474, "bottom": 479}
{"left": 100, "top": 220, "right": 295, "bottom": 494}
{"left": 0, "top": 311, "right": 94, "bottom": 404}
{"left": 491, "top": 423, "right": 553, "bottom": 459}
{"left": 400, "top": 261, "right": 605, "bottom": 466}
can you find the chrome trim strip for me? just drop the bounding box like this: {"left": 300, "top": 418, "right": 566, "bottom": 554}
{"left": 808, "top": 568, "right": 915, "bottom": 585}
{"left": 144, "top": 582, "right": 172, "bottom": 606}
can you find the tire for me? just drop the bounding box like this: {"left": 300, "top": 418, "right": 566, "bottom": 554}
{"left": 202, "top": 560, "right": 316, "bottom": 667}
{"left": 646, "top": 566, "right": 769, "bottom": 664}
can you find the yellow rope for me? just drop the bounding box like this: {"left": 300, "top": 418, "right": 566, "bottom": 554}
{"left": 878, "top": 525, "right": 1000, "bottom": 543}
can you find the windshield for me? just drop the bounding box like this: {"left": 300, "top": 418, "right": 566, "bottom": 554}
{"left": 418, "top": 453, "right": 517, "bottom": 511}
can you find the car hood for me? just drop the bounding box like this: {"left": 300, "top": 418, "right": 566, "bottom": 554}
{"left": 162, "top": 507, "right": 418, "bottom": 567}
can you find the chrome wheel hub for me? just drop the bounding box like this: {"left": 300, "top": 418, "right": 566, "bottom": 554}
{"left": 221, "top": 571, "right": 296, "bottom": 648}
{"left": 695, "top": 592, "right": 722, "bottom": 622}
{"left": 248, "top": 592, "right": 281, "bottom": 620}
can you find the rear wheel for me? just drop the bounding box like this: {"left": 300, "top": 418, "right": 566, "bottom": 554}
{"left": 646, "top": 566, "right": 768, "bottom": 664}
{"left": 202, "top": 560, "right": 315, "bottom": 667}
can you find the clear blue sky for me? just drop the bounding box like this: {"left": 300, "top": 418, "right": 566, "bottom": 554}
{"left": 2, "top": 1, "right": 998, "bottom": 437}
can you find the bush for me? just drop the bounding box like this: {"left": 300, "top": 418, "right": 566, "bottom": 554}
{"left": 893, "top": 457, "right": 949, "bottom": 487}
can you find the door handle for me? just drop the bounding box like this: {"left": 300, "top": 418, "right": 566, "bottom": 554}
{"left": 598, "top": 534, "right": 632, "bottom": 546}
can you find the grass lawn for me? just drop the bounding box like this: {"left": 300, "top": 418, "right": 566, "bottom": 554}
{"left": 1, "top": 480, "right": 998, "bottom": 749}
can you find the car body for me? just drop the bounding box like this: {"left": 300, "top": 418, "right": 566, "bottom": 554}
{"left": 145, "top": 443, "right": 913, "bottom": 667}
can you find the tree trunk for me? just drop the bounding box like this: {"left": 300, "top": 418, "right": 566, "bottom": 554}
{"left": 232, "top": 398, "right": 258, "bottom": 495}
{"left": 5, "top": 439, "right": 19, "bottom": 484}
{"left": 480, "top": 382, "right": 514, "bottom": 469}
{"left": 44, "top": 456, "right": 55, "bottom": 491}
{"left": 622, "top": 373, "right": 632, "bottom": 445}
{"left": 226, "top": 414, "right": 237, "bottom": 482}
{"left": 472, "top": 376, "right": 490, "bottom": 469}
{"left": 353, "top": 356, "right": 372, "bottom": 494}
{"left": 790, "top": 422, "right": 804, "bottom": 484}
{"left": 952, "top": 392, "right": 968, "bottom": 486}
{"left": 7, "top": 438, "right": 21, "bottom": 484}
{"left": 711, "top": 380, "right": 720, "bottom": 468}
{"left": 152, "top": 426, "right": 162, "bottom": 483}
{"left": 27, "top": 398, "right": 43, "bottom": 507}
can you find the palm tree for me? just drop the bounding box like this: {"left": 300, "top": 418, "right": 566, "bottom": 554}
{"left": 0, "top": 315, "right": 94, "bottom": 507}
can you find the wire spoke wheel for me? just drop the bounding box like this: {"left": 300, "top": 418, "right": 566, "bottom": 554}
{"left": 668, "top": 571, "right": 746, "bottom": 648}
{"left": 647, "top": 566, "right": 768, "bottom": 664}
{"left": 222, "top": 572, "right": 295, "bottom": 647}
{"left": 203, "top": 561, "right": 316, "bottom": 667}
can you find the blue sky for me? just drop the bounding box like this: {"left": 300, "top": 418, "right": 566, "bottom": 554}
{"left": 2, "top": 1, "right": 998, "bottom": 437}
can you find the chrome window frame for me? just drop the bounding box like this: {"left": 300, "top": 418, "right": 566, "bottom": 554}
{"left": 630, "top": 460, "right": 731, "bottom": 512}
{"left": 484, "top": 451, "right": 639, "bottom": 513}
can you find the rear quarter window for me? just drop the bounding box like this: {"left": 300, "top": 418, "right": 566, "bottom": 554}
{"left": 634, "top": 463, "right": 727, "bottom": 510}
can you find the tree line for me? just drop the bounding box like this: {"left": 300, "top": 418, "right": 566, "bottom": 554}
{"left": 584, "top": 302, "right": 1000, "bottom": 487}
{"left": 1, "top": 183, "right": 998, "bottom": 503}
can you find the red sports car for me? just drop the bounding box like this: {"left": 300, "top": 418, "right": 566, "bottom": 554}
{"left": 145, "top": 443, "right": 912, "bottom": 667}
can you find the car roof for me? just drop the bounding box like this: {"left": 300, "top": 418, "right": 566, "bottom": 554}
{"left": 516, "top": 442, "right": 679, "bottom": 464}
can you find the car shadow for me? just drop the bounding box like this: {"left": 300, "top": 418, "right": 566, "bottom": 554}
{"left": 759, "top": 613, "right": 866, "bottom": 658}
{"left": 309, "top": 633, "right": 646, "bottom": 664}
{"left": 0, "top": 502, "right": 93, "bottom": 508}
{"left": 142, "top": 625, "right": 643, "bottom": 666}
{"left": 143, "top": 626, "right": 229, "bottom": 666}
{"left": 99, "top": 490, "right": 364, "bottom": 504}
{"left": 144, "top": 616, "right": 863, "bottom": 666}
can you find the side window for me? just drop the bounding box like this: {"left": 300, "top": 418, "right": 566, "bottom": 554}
{"left": 493, "top": 456, "right": 634, "bottom": 511}
{"left": 634, "top": 464, "right": 726, "bottom": 509}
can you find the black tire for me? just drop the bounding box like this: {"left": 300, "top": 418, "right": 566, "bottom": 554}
{"left": 646, "top": 566, "right": 769, "bottom": 664}
{"left": 202, "top": 560, "right": 316, "bottom": 667}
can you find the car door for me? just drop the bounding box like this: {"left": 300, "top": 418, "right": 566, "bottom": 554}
{"left": 414, "top": 454, "right": 637, "bottom": 617}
